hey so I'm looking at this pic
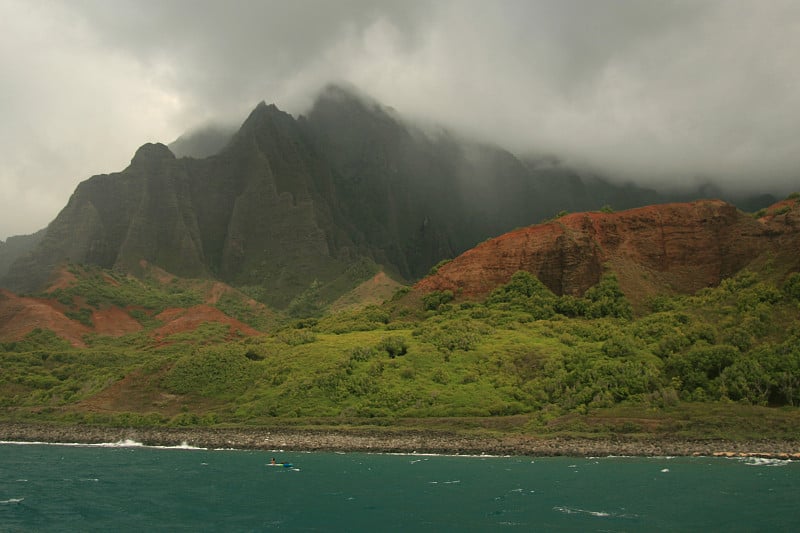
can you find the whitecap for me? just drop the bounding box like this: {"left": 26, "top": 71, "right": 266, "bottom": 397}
{"left": 660, "top": 468, "right": 670, "bottom": 473}
{"left": 554, "top": 506, "right": 610, "bottom": 518}
{"left": 95, "top": 439, "right": 145, "bottom": 448}
{"left": 742, "top": 457, "right": 791, "bottom": 467}
{"left": 163, "top": 441, "right": 204, "bottom": 450}
{"left": 0, "top": 498, "right": 24, "bottom": 505}
{"left": 381, "top": 451, "right": 510, "bottom": 459}
{"left": 2, "top": 439, "right": 211, "bottom": 451}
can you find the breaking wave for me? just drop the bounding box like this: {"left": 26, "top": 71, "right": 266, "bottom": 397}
{"left": 553, "top": 506, "right": 638, "bottom": 519}
{"left": 741, "top": 457, "right": 792, "bottom": 467}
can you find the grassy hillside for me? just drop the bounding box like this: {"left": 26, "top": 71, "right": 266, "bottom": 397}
{"left": 2, "top": 265, "right": 799, "bottom": 440}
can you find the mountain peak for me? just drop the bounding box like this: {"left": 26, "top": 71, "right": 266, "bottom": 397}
{"left": 311, "top": 83, "right": 383, "bottom": 115}
{"left": 235, "top": 101, "right": 292, "bottom": 138}
{"left": 131, "top": 143, "right": 175, "bottom": 164}
{"left": 247, "top": 100, "right": 283, "bottom": 119}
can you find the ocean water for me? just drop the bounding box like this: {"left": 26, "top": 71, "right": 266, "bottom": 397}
{"left": 0, "top": 442, "right": 798, "bottom": 532}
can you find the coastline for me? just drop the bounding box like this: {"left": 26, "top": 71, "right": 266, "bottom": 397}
{"left": 1, "top": 422, "right": 799, "bottom": 460}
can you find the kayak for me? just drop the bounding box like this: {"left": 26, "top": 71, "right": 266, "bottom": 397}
{"left": 267, "top": 463, "right": 293, "bottom": 468}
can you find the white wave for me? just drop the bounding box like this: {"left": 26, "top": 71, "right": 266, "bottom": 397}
{"left": 15, "top": 479, "right": 28, "bottom": 482}
{"left": 80, "top": 478, "right": 99, "bottom": 482}
{"left": 0, "top": 439, "right": 145, "bottom": 448}
{"left": 96, "top": 439, "right": 206, "bottom": 450}
{"left": 380, "top": 451, "right": 510, "bottom": 459}
{"left": 741, "top": 457, "right": 792, "bottom": 467}
{"left": 660, "top": 468, "right": 670, "bottom": 473}
{"left": 0, "top": 498, "right": 24, "bottom": 505}
{"left": 554, "top": 506, "right": 610, "bottom": 518}
{"left": 554, "top": 506, "right": 640, "bottom": 519}
{"left": 156, "top": 441, "right": 204, "bottom": 450}
{"left": 95, "top": 439, "right": 145, "bottom": 448}
{"left": 1, "top": 439, "right": 206, "bottom": 450}
{"left": 1, "top": 440, "right": 91, "bottom": 447}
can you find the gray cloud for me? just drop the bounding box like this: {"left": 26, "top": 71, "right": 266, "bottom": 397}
{"left": 2, "top": 0, "right": 799, "bottom": 239}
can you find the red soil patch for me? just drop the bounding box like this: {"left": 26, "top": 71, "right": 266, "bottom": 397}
{"left": 101, "top": 273, "right": 120, "bottom": 287}
{"left": 0, "top": 289, "right": 90, "bottom": 347}
{"left": 152, "top": 304, "right": 260, "bottom": 340}
{"left": 203, "top": 281, "right": 254, "bottom": 305}
{"left": 91, "top": 306, "right": 143, "bottom": 336}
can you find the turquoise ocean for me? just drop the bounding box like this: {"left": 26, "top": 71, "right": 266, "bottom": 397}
{"left": 1, "top": 441, "right": 797, "bottom": 531}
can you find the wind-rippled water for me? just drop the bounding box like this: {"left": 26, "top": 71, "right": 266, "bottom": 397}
{"left": 1, "top": 441, "right": 797, "bottom": 531}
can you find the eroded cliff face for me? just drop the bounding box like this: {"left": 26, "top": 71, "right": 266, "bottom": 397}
{"left": 2, "top": 104, "right": 350, "bottom": 309}
{"left": 414, "top": 199, "right": 800, "bottom": 307}
{"left": 1, "top": 86, "right": 785, "bottom": 309}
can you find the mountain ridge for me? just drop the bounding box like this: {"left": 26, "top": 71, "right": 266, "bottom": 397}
{"left": 0, "top": 85, "right": 783, "bottom": 311}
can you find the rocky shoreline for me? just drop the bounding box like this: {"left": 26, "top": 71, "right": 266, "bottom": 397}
{"left": 1, "top": 423, "right": 799, "bottom": 460}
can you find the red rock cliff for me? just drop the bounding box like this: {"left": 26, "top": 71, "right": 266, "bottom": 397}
{"left": 414, "top": 199, "right": 800, "bottom": 306}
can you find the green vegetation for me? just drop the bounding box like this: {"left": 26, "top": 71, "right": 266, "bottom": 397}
{"left": 2, "top": 266, "right": 800, "bottom": 440}
{"left": 45, "top": 265, "right": 203, "bottom": 314}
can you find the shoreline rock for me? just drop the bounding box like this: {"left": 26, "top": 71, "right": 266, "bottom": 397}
{"left": 1, "top": 423, "right": 798, "bottom": 459}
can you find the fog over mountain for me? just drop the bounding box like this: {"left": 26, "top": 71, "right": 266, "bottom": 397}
{"left": 2, "top": 0, "right": 800, "bottom": 240}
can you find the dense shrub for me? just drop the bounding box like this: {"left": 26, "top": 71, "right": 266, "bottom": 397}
{"left": 163, "top": 348, "right": 259, "bottom": 397}
{"left": 422, "top": 290, "right": 454, "bottom": 311}
{"left": 418, "top": 318, "right": 485, "bottom": 353}
{"left": 276, "top": 329, "right": 317, "bottom": 346}
{"left": 583, "top": 274, "right": 633, "bottom": 319}
{"left": 377, "top": 336, "right": 409, "bottom": 358}
{"left": 783, "top": 273, "right": 800, "bottom": 301}
{"left": 487, "top": 271, "right": 557, "bottom": 319}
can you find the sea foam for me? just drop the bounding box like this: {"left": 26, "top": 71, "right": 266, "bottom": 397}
{"left": 553, "top": 506, "right": 610, "bottom": 517}
{"left": 741, "top": 457, "right": 792, "bottom": 467}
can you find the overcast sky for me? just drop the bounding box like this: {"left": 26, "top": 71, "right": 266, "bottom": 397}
{"left": 2, "top": 0, "right": 799, "bottom": 240}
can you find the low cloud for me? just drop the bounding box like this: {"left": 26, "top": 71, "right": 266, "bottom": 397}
{"left": 2, "top": 0, "right": 799, "bottom": 239}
